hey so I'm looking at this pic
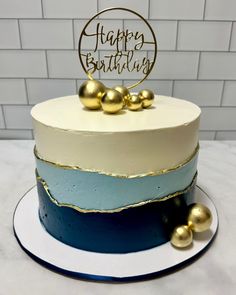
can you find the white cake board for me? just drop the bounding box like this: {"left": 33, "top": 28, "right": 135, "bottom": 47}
{"left": 13, "top": 186, "right": 218, "bottom": 282}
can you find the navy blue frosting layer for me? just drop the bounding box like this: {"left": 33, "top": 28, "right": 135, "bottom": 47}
{"left": 37, "top": 177, "right": 195, "bottom": 253}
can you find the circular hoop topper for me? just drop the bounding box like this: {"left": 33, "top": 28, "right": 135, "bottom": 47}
{"left": 78, "top": 7, "right": 157, "bottom": 89}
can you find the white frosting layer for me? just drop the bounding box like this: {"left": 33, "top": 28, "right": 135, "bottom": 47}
{"left": 31, "top": 95, "right": 201, "bottom": 176}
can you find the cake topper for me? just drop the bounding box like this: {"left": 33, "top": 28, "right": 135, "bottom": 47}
{"left": 78, "top": 7, "right": 157, "bottom": 114}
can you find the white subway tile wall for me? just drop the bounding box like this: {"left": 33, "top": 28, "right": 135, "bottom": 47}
{"left": 0, "top": 0, "right": 42, "bottom": 18}
{"left": 173, "top": 81, "right": 223, "bottom": 106}
{"left": 199, "top": 52, "right": 236, "bottom": 80}
{"left": 177, "top": 21, "right": 231, "bottom": 51}
{"left": 0, "top": 0, "right": 235, "bottom": 139}
{"left": 99, "top": 0, "right": 149, "bottom": 19}
{"left": 46, "top": 50, "right": 93, "bottom": 79}
{"left": 222, "top": 81, "right": 236, "bottom": 106}
{"left": 20, "top": 20, "right": 74, "bottom": 49}
{"left": 150, "top": 0, "right": 205, "bottom": 20}
{"left": 0, "top": 129, "right": 32, "bottom": 139}
{"left": 205, "top": 0, "right": 236, "bottom": 21}
{"left": 216, "top": 131, "right": 236, "bottom": 140}
{"left": 42, "top": 0, "right": 97, "bottom": 19}
{"left": 230, "top": 22, "right": 236, "bottom": 51}
{"left": 27, "top": 79, "right": 76, "bottom": 104}
{"left": 0, "top": 79, "right": 27, "bottom": 104}
{"left": 200, "top": 108, "right": 236, "bottom": 130}
{"left": 199, "top": 131, "right": 216, "bottom": 140}
{"left": 3, "top": 105, "right": 32, "bottom": 129}
{"left": 0, "top": 20, "right": 21, "bottom": 49}
{"left": 123, "top": 20, "right": 177, "bottom": 50}
{"left": 148, "top": 51, "right": 199, "bottom": 79}
{"left": 126, "top": 80, "right": 173, "bottom": 96}
{"left": 0, "top": 106, "right": 5, "bottom": 128}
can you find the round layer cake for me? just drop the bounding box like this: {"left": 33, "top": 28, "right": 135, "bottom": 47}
{"left": 31, "top": 95, "right": 201, "bottom": 253}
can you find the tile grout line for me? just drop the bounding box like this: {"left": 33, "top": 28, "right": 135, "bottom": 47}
{"left": 228, "top": 22, "right": 234, "bottom": 51}
{"left": 203, "top": 0, "right": 207, "bottom": 20}
{"left": 17, "top": 19, "right": 23, "bottom": 48}
{"left": 148, "top": 0, "right": 151, "bottom": 19}
{"left": 24, "top": 79, "right": 30, "bottom": 104}
{"left": 40, "top": 0, "right": 44, "bottom": 18}
{"left": 2, "top": 48, "right": 236, "bottom": 53}
{"left": 171, "top": 80, "right": 175, "bottom": 96}
{"left": 171, "top": 80, "right": 174, "bottom": 96}
{"left": 0, "top": 105, "right": 7, "bottom": 129}
{"left": 0, "top": 128, "right": 33, "bottom": 131}
{"left": 122, "top": 19, "right": 125, "bottom": 51}
{"left": 75, "top": 79, "right": 79, "bottom": 92}
{"left": 72, "top": 20, "right": 76, "bottom": 50}
{"left": 98, "top": 50, "right": 101, "bottom": 80}
{"left": 1, "top": 104, "right": 35, "bottom": 107}
{"left": 0, "top": 17, "right": 235, "bottom": 22}
{"left": 197, "top": 52, "right": 201, "bottom": 79}
{"left": 219, "top": 80, "right": 226, "bottom": 106}
{"left": 214, "top": 131, "right": 217, "bottom": 140}
{"left": 45, "top": 50, "right": 50, "bottom": 78}
{"left": 175, "top": 21, "right": 179, "bottom": 50}
{"left": 0, "top": 77, "right": 235, "bottom": 82}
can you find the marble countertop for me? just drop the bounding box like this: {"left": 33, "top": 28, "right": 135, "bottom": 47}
{"left": 0, "top": 140, "right": 236, "bottom": 294}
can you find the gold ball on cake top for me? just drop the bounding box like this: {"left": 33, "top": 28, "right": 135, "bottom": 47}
{"left": 101, "top": 88, "right": 123, "bottom": 114}
{"left": 78, "top": 79, "right": 106, "bottom": 110}
{"left": 138, "top": 89, "right": 154, "bottom": 108}
{"left": 187, "top": 203, "right": 212, "bottom": 232}
{"left": 113, "top": 85, "right": 131, "bottom": 106}
{"left": 126, "top": 94, "right": 142, "bottom": 111}
{"left": 171, "top": 225, "right": 193, "bottom": 248}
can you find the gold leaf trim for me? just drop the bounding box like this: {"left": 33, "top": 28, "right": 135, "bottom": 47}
{"left": 36, "top": 171, "right": 197, "bottom": 214}
{"left": 34, "top": 143, "right": 199, "bottom": 179}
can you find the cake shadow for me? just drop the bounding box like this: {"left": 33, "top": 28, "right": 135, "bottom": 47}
{"left": 82, "top": 107, "right": 103, "bottom": 112}
{"left": 193, "top": 230, "right": 213, "bottom": 241}
{"left": 147, "top": 105, "right": 156, "bottom": 110}
{"left": 103, "top": 109, "right": 127, "bottom": 116}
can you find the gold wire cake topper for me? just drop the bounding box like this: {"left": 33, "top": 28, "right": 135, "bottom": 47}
{"left": 78, "top": 7, "right": 157, "bottom": 114}
{"left": 78, "top": 7, "right": 158, "bottom": 89}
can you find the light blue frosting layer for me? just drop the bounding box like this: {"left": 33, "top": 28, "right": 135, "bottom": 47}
{"left": 36, "top": 153, "right": 198, "bottom": 211}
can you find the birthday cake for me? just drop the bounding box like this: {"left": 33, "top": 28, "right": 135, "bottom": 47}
{"left": 31, "top": 94, "right": 204, "bottom": 253}
{"left": 30, "top": 7, "right": 213, "bottom": 254}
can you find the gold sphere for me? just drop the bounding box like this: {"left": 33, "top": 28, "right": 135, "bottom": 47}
{"left": 188, "top": 203, "right": 212, "bottom": 232}
{"left": 126, "top": 94, "right": 142, "bottom": 111}
{"left": 113, "top": 85, "right": 131, "bottom": 106}
{"left": 78, "top": 80, "right": 106, "bottom": 110}
{"left": 101, "top": 88, "right": 123, "bottom": 114}
{"left": 171, "top": 225, "right": 193, "bottom": 248}
{"left": 138, "top": 89, "right": 154, "bottom": 108}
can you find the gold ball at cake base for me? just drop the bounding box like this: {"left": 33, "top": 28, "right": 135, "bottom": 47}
{"left": 78, "top": 80, "right": 106, "bottom": 110}
{"left": 101, "top": 89, "right": 123, "bottom": 114}
{"left": 113, "top": 85, "right": 131, "bottom": 106}
{"left": 171, "top": 225, "right": 193, "bottom": 248}
{"left": 188, "top": 203, "right": 212, "bottom": 232}
{"left": 127, "top": 94, "right": 142, "bottom": 111}
{"left": 138, "top": 89, "right": 154, "bottom": 108}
